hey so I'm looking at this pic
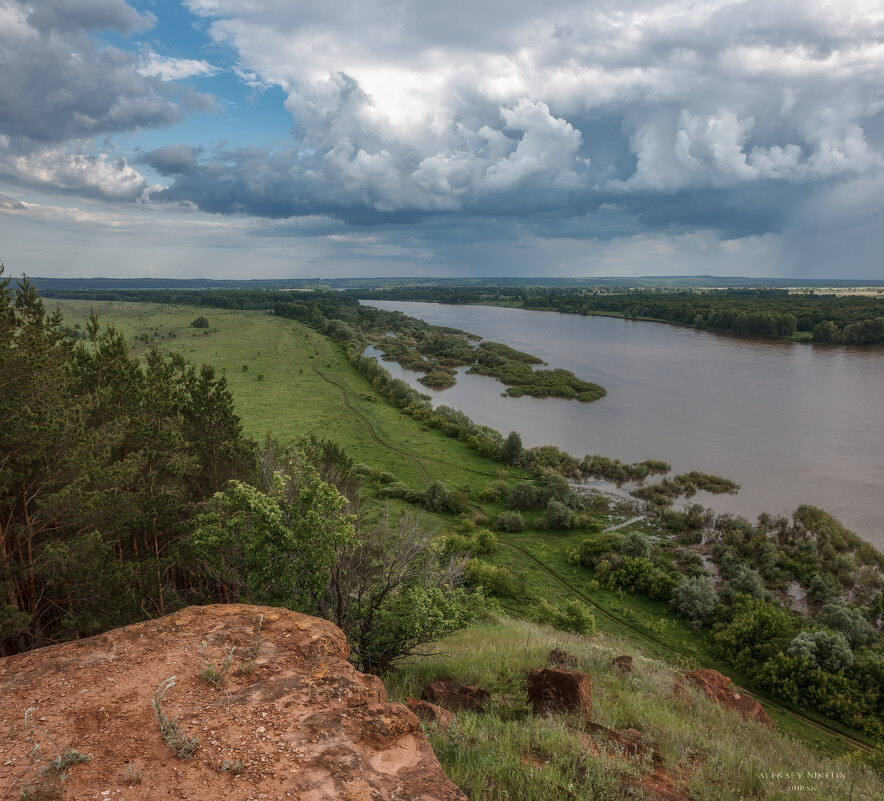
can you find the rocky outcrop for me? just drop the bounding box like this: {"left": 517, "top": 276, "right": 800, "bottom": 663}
{"left": 422, "top": 680, "right": 489, "bottom": 713}
{"left": 525, "top": 668, "right": 592, "bottom": 722}
{"left": 0, "top": 604, "right": 467, "bottom": 801}
{"left": 547, "top": 647, "right": 577, "bottom": 668}
{"left": 406, "top": 698, "right": 455, "bottom": 730}
{"left": 612, "top": 655, "right": 634, "bottom": 674}
{"left": 683, "top": 669, "right": 774, "bottom": 728}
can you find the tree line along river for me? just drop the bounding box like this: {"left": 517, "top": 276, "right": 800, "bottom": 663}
{"left": 361, "top": 300, "right": 884, "bottom": 548}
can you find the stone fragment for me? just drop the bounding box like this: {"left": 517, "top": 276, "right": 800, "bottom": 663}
{"left": 525, "top": 668, "right": 592, "bottom": 722}
{"left": 684, "top": 669, "right": 774, "bottom": 728}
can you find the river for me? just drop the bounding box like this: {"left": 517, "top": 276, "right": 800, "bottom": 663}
{"left": 361, "top": 300, "right": 884, "bottom": 548}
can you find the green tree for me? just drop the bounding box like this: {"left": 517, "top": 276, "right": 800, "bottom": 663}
{"left": 787, "top": 630, "right": 854, "bottom": 673}
{"left": 545, "top": 498, "right": 572, "bottom": 529}
{"left": 713, "top": 596, "right": 797, "bottom": 671}
{"left": 670, "top": 576, "right": 718, "bottom": 627}
{"left": 423, "top": 480, "right": 451, "bottom": 512}
{"left": 817, "top": 602, "right": 876, "bottom": 646}
{"left": 501, "top": 430, "right": 522, "bottom": 465}
{"left": 191, "top": 454, "right": 355, "bottom": 607}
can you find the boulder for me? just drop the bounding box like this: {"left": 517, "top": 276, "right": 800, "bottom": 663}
{"left": 422, "top": 680, "right": 489, "bottom": 713}
{"left": 612, "top": 655, "right": 634, "bottom": 674}
{"left": 547, "top": 647, "right": 577, "bottom": 668}
{"left": 406, "top": 698, "right": 455, "bottom": 730}
{"left": 587, "top": 722, "right": 663, "bottom": 765}
{"left": 526, "top": 668, "right": 592, "bottom": 722}
{"left": 684, "top": 669, "right": 774, "bottom": 728}
{"left": 0, "top": 604, "right": 467, "bottom": 801}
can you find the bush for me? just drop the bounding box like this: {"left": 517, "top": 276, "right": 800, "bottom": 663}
{"left": 190, "top": 316, "right": 209, "bottom": 328}
{"left": 671, "top": 575, "right": 718, "bottom": 627}
{"left": 494, "top": 511, "right": 525, "bottom": 532}
{"left": 545, "top": 499, "right": 573, "bottom": 529}
{"left": 787, "top": 630, "right": 854, "bottom": 673}
{"left": 473, "top": 529, "right": 498, "bottom": 554}
{"left": 447, "top": 490, "right": 472, "bottom": 514}
{"left": 532, "top": 599, "right": 598, "bottom": 636}
{"left": 574, "top": 533, "right": 624, "bottom": 568}
{"left": 477, "top": 479, "right": 509, "bottom": 503}
{"left": 816, "top": 602, "right": 876, "bottom": 646}
{"left": 464, "top": 559, "right": 515, "bottom": 596}
{"left": 620, "top": 530, "right": 652, "bottom": 559}
{"left": 507, "top": 482, "right": 539, "bottom": 510}
{"left": 423, "top": 480, "right": 451, "bottom": 512}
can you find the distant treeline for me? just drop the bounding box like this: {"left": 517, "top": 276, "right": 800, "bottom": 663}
{"left": 40, "top": 287, "right": 606, "bottom": 402}
{"left": 353, "top": 286, "right": 884, "bottom": 345}
{"left": 30, "top": 275, "right": 884, "bottom": 291}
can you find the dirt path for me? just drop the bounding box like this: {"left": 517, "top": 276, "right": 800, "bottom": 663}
{"left": 310, "top": 363, "right": 433, "bottom": 485}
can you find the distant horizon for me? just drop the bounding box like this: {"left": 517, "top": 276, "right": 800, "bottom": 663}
{"left": 24, "top": 275, "right": 884, "bottom": 289}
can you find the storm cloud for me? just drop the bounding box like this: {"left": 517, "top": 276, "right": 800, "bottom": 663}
{"left": 161, "top": 0, "right": 884, "bottom": 239}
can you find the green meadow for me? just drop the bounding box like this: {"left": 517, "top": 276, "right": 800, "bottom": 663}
{"left": 54, "top": 299, "right": 501, "bottom": 490}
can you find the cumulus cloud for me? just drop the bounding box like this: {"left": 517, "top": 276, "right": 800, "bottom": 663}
{"left": 0, "top": 1, "right": 184, "bottom": 144}
{"left": 16, "top": 0, "right": 154, "bottom": 36}
{"left": 137, "top": 144, "right": 202, "bottom": 176}
{"left": 3, "top": 0, "right": 884, "bottom": 276}
{"left": 163, "top": 0, "right": 884, "bottom": 240}
{"left": 138, "top": 49, "right": 220, "bottom": 81}
{"left": 0, "top": 141, "right": 147, "bottom": 200}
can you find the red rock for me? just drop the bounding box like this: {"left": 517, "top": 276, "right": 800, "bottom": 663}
{"left": 422, "top": 680, "right": 489, "bottom": 712}
{"left": 526, "top": 668, "right": 592, "bottom": 722}
{"left": 406, "top": 697, "right": 455, "bottom": 730}
{"left": 547, "top": 647, "right": 577, "bottom": 668}
{"left": 612, "top": 654, "right": 634, "bottom": 673}
{"left": 587, "top": 723, "right": 663, "bottom": 765}
{"left": 684, "top": 669, "right": 774, "bottom": 728}
{"left": 0, "top": 604, "right": 468, "bottom": 801}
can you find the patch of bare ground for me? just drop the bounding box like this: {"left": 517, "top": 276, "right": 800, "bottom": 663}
{"left": 0, "top": 604, "right": 466, "bottom": 801}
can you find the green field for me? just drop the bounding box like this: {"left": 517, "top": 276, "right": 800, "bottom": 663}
{"left": 53, "top": 298, "right": 878, "bottom": 763}
{"left": 55, "top": 299, "right": 502, "bottom": 491}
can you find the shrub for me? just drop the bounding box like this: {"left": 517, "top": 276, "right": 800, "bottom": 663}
{"left": 464, "top": 559, "right": 515, "bottom": 596}
{"left": 507, "top": 482, "right": 539, "bottom": 510}
{"left": 670, "top": 575, "right": 718, "bottom": 627}
{"left": 620, "top": 530, "right": 652, "bottom": 559}
{"left": 788, "top": 630, "right": 854, "bottom": 673}
{"left": 494, "top": 511, "right": 525, "bottom": 532}
{"left": 545, "top": 498, "right": 573, "bottom": 530}
{"left": 190, "top": 316, "right": 209, "bottom": 328}
{"left": 473, "top": 529, "right": 498, "bottom": 554}
{"left": 477, "top": 479, "right": 509, "bottom": 503}
{"left": 816, "top": 602, "right": 876, "bottom": 646}
{"left": 532, "top": 599, "right": 598, "bottom": 636}
{"left": 574, "top": 533, "right": 624, "bottom": 568}
{"left": 424, "top": 480, "right": 451, "bottom": 512}
{"left": 448, "top": 490, "right": 472, "bottom": 514}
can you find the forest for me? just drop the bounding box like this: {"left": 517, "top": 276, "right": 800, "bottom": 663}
{"left": 353, "top": 285, "right": 884, "bottom": 344}
{"left": 0, "top": 274, "right": 488, "bottom": 670}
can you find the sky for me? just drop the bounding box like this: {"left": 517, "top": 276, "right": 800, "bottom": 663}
{"left": 1, "top": 0, "right": 883, "bottom": 280}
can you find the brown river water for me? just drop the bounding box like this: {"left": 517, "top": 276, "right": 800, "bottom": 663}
{"left": 361, "top": 300, "right": 884, "bottom": 548}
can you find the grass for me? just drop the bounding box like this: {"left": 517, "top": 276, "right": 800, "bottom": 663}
{"left": 12, "top": 709, "right": 89, "bottom": 801}
{"left": 152, "top": 676, "right": 200, "bottom": 759}
{"left": 53, "top": 299, "right": 503, "bottom": 490}
{"left": 52, "top": 298, "right": 876, "bottom": 759}
{"left": 383, "top": 618, "right": 883, "bottom": 801}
